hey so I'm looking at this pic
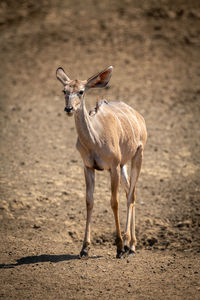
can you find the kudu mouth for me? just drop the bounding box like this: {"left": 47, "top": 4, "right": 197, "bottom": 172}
{"left": 64, "top": 106, "right": 74, "bottom": 116}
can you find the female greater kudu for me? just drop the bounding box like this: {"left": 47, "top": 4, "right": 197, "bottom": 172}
{"left": 56, "top": 66, "right": 147, "bottom": 258}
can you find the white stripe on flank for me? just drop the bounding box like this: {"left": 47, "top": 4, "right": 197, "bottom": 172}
{"left": 112, "top": 111, "right": 124, "bottom": 135}
{"left": 121, "top": 102, "right": 142, "bottom": 136}
{"left": 100, "top": 103, "right": 124, "bottom": 135}
{"left": 110, "top": 103, "right": 137, "bottom": 143}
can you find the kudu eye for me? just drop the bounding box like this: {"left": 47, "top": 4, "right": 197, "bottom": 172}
{"left": 62, "top": 89, "right": 66, "bottom": 94}
{"left": 79, "top": 90, "right": 84, "bottom": 95}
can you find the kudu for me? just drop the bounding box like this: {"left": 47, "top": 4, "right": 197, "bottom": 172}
{"left": 56, "top": 66, "right": 147, "bottom": 258}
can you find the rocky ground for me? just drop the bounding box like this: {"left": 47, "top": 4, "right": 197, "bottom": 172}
{"left": 0, "top": 0, "right": 200, "bottom": 299}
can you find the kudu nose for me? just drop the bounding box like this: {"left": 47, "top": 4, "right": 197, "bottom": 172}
{"left": 64, "top": 107, "right": 73, "bottom": 113}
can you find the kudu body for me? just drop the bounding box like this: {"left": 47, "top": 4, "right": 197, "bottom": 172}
{"left": 56, "top": 66, "right": 147, "bottom": 258}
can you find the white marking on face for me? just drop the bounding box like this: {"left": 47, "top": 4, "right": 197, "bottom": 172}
{"left": 68, "top": 93, "right": 77, "bottom": 100}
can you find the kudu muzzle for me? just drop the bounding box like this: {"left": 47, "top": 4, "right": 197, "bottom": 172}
{"left": 64, "top": 94, "right": 74, "bottom": 113}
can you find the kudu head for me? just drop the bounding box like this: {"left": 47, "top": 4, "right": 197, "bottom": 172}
{"left": 56, "top": 66, "right": 113, "bottom": 116}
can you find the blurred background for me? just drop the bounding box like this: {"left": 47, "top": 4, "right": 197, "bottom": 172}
{"left": 0, "top": 0, "right": 200, "bottom": 298}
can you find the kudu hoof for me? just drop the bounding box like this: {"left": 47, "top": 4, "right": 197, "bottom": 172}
{"left": 79, "top": 248, "right": 89, "bottom": 258}
{"left": 128, "top": 249, "right": 136, "bottom": 257}
{"left": 124, "top": 245, "right": 130, "bottom": 254}
{"left": 123, "top": 246, "right": 136, "bottom": 258}
{"left": 116, "top": 249, "right": 125, "bottom": 259}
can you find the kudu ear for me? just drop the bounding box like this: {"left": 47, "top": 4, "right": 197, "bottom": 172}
{"left": 56, "top": 67, "right": 70, "bottom": 85}
{"left": 86, "top": 66, "right": 113, "bottom": 89}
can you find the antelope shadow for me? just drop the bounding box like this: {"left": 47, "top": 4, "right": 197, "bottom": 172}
{"left": 0, "top": 253, "right": 101, "bottom": 269}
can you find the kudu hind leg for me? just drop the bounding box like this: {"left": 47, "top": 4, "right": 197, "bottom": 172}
{"left": 80, "top": 167, "right": 95, "bottom": 258}
{"left": 124, "top": 145, "right": 143, "bottom": 255}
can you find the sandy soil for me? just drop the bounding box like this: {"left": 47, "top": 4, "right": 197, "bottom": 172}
{"left": 0, "top": 0, "right": 200, "bottom": 299}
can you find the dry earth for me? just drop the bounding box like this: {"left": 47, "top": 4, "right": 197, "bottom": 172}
{"left": 0, "top": 0, "right": 200, "bottom": 299}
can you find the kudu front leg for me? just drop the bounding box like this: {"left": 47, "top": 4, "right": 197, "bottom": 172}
{"left": 110, "top": 165, "right": 123, "bottom": 258}
{"left": 80, "top": 167, "right": 95, "bottom": 258}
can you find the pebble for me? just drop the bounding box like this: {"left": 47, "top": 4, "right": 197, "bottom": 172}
{"left": 179, "top": 108, "right": 185, "bottom": 114}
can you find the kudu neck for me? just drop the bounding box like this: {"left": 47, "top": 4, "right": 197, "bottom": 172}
{"left": 74, "top": 98, "right": 100, "bottom": 147}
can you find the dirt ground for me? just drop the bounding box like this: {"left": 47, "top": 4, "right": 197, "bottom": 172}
{"left": 0, "top": 0, "right": 200, "bottom": 299}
